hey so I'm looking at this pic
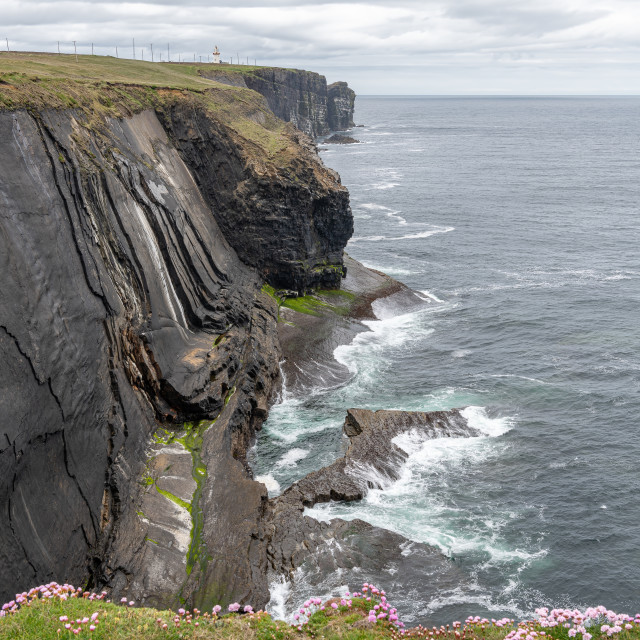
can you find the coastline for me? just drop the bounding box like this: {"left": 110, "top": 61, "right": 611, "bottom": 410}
{"left": 277, "top": 254, "right": 427, "bottom": 394}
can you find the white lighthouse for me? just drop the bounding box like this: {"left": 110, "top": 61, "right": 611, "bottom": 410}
{"left": 212, "top": 46, "right": 221, "bottom": 64}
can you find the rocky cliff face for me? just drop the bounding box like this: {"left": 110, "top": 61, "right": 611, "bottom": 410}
{"left": 0, "top": 73, "right": 353, "bottom": 609}
{"left": 158, "top": 103, "right": 352, "bottom": 293}
{"left": 200, "top": 67, "right": 356, "bottom": 137}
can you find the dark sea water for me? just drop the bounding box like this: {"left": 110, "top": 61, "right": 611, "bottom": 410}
{"left": 252, "top": 96, "right": 640, "bottom": 625}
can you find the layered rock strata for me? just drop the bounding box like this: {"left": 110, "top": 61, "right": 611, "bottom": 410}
{"left": 261, "top": 408, "right": 480, "bottom": 612}
{"left": 0, "top": 75, "right": 352, "bottom": 608}
{"left": 200, "top": 68, "right": 356, "bottom": 137}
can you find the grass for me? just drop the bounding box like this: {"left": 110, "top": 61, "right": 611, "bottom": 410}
{"left": 261, "top": 284, "right": 355, "bottom": 319}
{"left": 0, "top": 51, "right": 268, "bottom": 90}
{"left": 3, "top": 582, "right": 640, "bottom": 640}
{"left": 0, "top": 51, "right": 299, "bottom": 160}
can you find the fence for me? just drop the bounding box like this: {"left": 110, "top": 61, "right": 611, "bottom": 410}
{"left": 2, "top": 39, "right": 258, "bottom": 66}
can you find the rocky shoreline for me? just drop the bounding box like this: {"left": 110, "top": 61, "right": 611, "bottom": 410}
{"left": 0, "top": 53, "right": 483, "bottom": 621}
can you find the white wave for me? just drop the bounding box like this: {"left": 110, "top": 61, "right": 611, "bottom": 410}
{"left": 348, "top": 235, "right": 386, "bottom": 243}
{"left": 359, "top": 202, "right": 394, "bottom": 211}
{"left": 275, "top": 447, "right": 310, "bottom": 467}
{"left": 349, "top": 226, "right": 454, "bottom": 243}
{"left": 255, "top": 474, "right": 281, "bottom": 493}
{"left": 333, "top": 307, "right": 435, "bottom": 376}
{"left": 452, "top": 349, "right": 472, "bottom": 358}
{"left": 386, "top": 209, "right": 407, "bottom": 225}
{"left": 371, "top": 182, "right": 400, "bottom": 190}
{"left": 418, "top": 289, "right": 444, "bottom": 303}
{"left": 396, "top": 226, "right": 455, "bottom": 240}
{"left": 461, "top": 406, "right": 513, "bottom": 437}
{"left": 266, "top": 575, "right": 291, "bottom": 621}
{"left": 490, "top": 373, "right": 550, "bottom": 385}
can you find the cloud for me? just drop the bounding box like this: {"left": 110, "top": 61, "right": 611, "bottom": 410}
{"left": 4, "top": 0, "right": 640, "bottom": 93}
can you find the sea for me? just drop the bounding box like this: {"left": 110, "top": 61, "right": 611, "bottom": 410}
{"left": 250, "top": 96, "right": 640, "bottom": 625}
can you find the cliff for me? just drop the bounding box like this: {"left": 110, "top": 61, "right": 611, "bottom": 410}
{"left": 0, "top": 52, "right": 353, "bottom": 608}
{"left": 199, "top": 67, "right": 355, "bottom": 137}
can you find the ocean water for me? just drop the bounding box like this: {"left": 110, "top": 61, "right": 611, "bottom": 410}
{"left": 251, "top": 96, "right": 640, "bottom": 624}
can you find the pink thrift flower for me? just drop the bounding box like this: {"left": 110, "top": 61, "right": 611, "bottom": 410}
{"left": 228, "top": 602, "right": 240, "bottom": 612}
{"left": 89, "top": 625, "right": 96, "bottom": 631}
{"left": 120, "top": 597, "right": 127, "bottom": 603}
{"left": 244, "top": 605, "right": 253, "bottom": 613}
{"left": 331, "top": 603, "right": 338, "bottom": 609}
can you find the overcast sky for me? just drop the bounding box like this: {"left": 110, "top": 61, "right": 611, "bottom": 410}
{"left": 4, "top": 0, "right": 640, "bottom": 94}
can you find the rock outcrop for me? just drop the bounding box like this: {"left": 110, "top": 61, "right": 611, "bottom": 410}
{"left": 260, "top": 408, "right": 480, "bottom": 618}
{"left": 327, "top": 82, "right": 356, "bottom": 131}
{"left": 0, "top": 60, "right": 354, "bottom": 609}
{"left": 200, "top": 67, "right": 356, "bottom": 137}
{"left": 158, "top": 102, "right": 353, "bottom": 293}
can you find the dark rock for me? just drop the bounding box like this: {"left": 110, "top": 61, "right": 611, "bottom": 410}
{"left": 327, "top": 82, "right": 356, "bottom": 132}
{"left": 0, "top": 97, "right": 349, "bottom": 609}
{"left": 274, "top": 519, "right": 469, "bottom": 627}
{"left": 325, "top": 134, "right": 360, "bottom": 144}
{"left": 264, "top": 407, "right": 479, "bottom": 576}
{"left": 157, "top": 102, "right": 353, "bottom": 293}
{"left": 277, "top": 254, "right": 428, "bottom": 394}
{"left": 199, "top": 68, "right": 355, "bottom": 138}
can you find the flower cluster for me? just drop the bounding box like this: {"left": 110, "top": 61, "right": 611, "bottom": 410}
{"left": 504, "top": 607, "right": 640, "bottom": 640}
{"left": 58, "top": 612, "right": 101, "bottom": 635}
{"left": 292, "top": 597, "right": 325, "bottom": 630}
{"left": 1, "top": 583, "right": 109, "bottom": 618}
{"left": 360, "top": 582, "right": 404, "bottom": 628}
{"left": 0, "top": 583, "right": 114, "bottom": 635}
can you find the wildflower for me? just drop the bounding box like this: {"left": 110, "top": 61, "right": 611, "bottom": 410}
{"left": 120, "top": 597, "right": 127, "bottom": 603}
{"left": 228, "top": 602, "right": 240, "bottom": 612}
{"left": 213, "top": 605, "right": 221, "bottom": 614}
{"left": 331, "top": 603, "right": 338, "bottom": 609}
{"left": 244, "top": 605, "right": 253, "bottom": 613}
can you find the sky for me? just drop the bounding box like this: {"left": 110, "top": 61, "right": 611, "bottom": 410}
{"left": 4, "top": 0, "right": 640, "bottom": 94}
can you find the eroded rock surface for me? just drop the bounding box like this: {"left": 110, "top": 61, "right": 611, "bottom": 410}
{"left": 200, "top": 68, "right": 356, "bottom": 137}
{"left": 263, "top": 408, "right": 480, "bottom": 592}
{"left": 0, "top": 92, "right": 351, "bottom": 608}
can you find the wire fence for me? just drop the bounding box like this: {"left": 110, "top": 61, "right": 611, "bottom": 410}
{"left": 2, "top": 38, "right": 258, "bottom": 66}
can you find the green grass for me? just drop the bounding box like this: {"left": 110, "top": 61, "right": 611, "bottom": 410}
{"left": 0, "top": 51, "right": 299, "bottom": 159}
{"left": 261, "top": 283, "right": 354, "bottom": 319}
{"left": 4, "top": 585, "right": 640, "bottom": 640}
{"left": 0, "top": 51, "right": 252, "bottom": 90}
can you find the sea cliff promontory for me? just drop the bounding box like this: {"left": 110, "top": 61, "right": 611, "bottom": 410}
{"left": 0, "top": 52, "right": 355, "bottom": 608}
{"left": 0, "top": 52, "right": 471, "bottom": 617}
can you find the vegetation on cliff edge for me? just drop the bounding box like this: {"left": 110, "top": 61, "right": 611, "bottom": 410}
{"left": 0, "top": 51, "right": 311, "bottom": 161}
{"left": 3, "top": 582, "right": 640, "bottom": 640}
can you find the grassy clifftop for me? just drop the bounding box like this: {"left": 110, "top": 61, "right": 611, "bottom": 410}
{"left": 0, "top": 51, "right": 272, "bottom": 90}
{"left": 0, "top": 52, "right": 305, "bottom": 159}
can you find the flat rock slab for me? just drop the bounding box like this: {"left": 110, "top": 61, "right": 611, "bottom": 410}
{"left": 266, "top": 407, "right": 480, "bottom": 582}
{"left": 274, "top": 518, "right": 470, "bottom": 626}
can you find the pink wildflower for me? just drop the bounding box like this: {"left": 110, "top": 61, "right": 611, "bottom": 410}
{"left": 228, "top": 602, "right": 240, "bottom": 612}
